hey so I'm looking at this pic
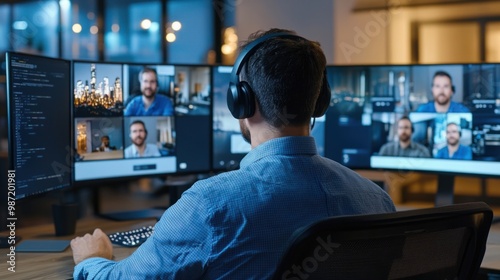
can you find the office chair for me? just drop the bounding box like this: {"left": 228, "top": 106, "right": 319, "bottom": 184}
{"left": 273, "top": 202, "right": 493, "bottom": 280}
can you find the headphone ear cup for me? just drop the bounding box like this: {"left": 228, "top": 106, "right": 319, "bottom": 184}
{"left": 227, "top": 81, "right": 255, "bottom": 119}
{"left": 227, "top": 82, "right": 239, "bottom": 118}
{"left": 312, "top": 73, "right": 331, "bottom": 118}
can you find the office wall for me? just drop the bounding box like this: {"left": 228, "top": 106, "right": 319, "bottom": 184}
{"left": 333, "top": 0, "right": 500, "bottom": 64}
{"left": 388, "top": 1, "right": 500, "bottom": 64}
{"left": 235, "top": 0, "right": 334, "bottom": 63}
{"left": 333, "top": 0, "right": 389, "bottom": 64}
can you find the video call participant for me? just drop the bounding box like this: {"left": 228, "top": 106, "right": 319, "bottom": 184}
{"left": 124, "top": 67, "right": 174, "bottom": 116}
{"left": 416, "top": 71, "right": 470, "bottom": 113}
{"left": 436, "top": 122, "right": 472, "bottom": 160}
{"left": 378, "top": 116, "right": 431, "bottom": 158}
{"left": 71, "top": 28, "right": 395, "bottom": 279}
{"left": 124, "top": 120, "right": 161, "bottom": 158}
{"left": 97, "top": 135, "right": 116, "bottom": 152}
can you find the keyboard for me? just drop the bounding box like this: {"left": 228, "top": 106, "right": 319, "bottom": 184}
{"left": 108, "top": 225, "right": 154, "bottom": 247}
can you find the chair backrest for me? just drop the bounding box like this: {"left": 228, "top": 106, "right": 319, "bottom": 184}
{"left": 272, "top": 202, "right": 493, "bottom": 280}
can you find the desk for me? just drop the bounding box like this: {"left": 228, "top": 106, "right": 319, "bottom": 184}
{"left": 2, "top": 217, "right": 500, "bottom": 279}
{"left": 481, "top": 223, "right": 500, "bottom": 275}
{"left": 0, "top": 217, "right": 155, "bottom": 280}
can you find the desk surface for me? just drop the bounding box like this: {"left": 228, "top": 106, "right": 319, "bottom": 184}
{"left": 482, "top": 222, "right": 500, "bottom": 273}
{"left": 2, "top": 216, "right": 500, "bottom": 279}
{"left": 0, "top": 218, "right": 155, "bottom": 280}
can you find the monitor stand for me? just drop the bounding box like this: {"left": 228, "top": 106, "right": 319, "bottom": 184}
{"left": 435, "top": 174, "right": 455, "bottom": 207}
{"left": 92, "top": 174, "right": 202, "bottom": 221}
{"left": 92, "top": 188, "right": 166, "bottom": 221}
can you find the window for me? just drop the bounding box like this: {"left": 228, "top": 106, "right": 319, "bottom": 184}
{"left": 105, "top": 0, "right": 162, "bottom": 63}
{"left": 166, "top": 0, "right": 215, "bottom": 64}
{"left": 11, "top": 1, "right": 59, "bottom": 57}
{"left": 61, "top": 0, "right": 99, "bottom": 60}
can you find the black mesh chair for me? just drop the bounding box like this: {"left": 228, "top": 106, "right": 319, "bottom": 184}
{"left": 272, "top": 202, "right": 493, "bottom": 280}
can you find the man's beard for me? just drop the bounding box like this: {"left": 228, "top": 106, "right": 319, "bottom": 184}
{"left": 398, "top": 133, "right": 410, "bottom": 143}
{"left": 132, "top": 136, "right": 145, "bottom": 147}
{"left": 143, "top": 88, "right": 155, "bottom": 98}
{"left": 239, "top": 119, "right": 251, "bottom": 144}
{"left": 435, "top": 94, "right": 450, "bottom": 106}
{"left": 447, "top": 137, "right": 459, "bottom": 147}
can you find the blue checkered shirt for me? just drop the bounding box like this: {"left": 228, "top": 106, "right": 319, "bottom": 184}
{"left": 74, "top": 136, "right": 395, "bottom": 279}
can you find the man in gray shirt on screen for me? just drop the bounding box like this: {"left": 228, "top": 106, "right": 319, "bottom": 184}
{"left": 124, "top": 120, "right": 161, "bottom": 158}
{"left": 379, "top": 116, "right": 431, "bottom": 158}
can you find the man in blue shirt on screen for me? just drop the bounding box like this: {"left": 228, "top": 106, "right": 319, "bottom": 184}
{"left": 124, "top": 67, "right": 174, "bottom": 116}
{"left": 71, "top": 28, "right": 395, "bottom": 279}
{"left": 416, "top": 71, "right": 470, "bottom": 113}
{"left": 436, "top": 122, "right": 472, "bottom": 160}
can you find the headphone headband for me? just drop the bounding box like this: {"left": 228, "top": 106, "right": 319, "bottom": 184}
{"left": 230, "top": 32, "right": 306, "bottom": 85}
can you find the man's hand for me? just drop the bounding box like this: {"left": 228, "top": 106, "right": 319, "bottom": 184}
{"left": 71, "top": 228, "right": 113, "bottom": 265}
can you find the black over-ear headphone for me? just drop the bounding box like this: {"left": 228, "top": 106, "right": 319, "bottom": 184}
{"left": 227, "top": 32, "right": 331, "bottom": 119}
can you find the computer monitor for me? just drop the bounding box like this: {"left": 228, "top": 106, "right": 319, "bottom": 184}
{"left": 325, "top": 64, "right": 500, "bottom": 205}
{"left": 211, "top": 66, "right": 325, "bottom": 171}
{"left": 72, "top": 61, "right": 212, "bottom": 219}
{"left": 6, "top": 52, "right": 74, "bottom": 251}
{"left": 6, "top": 52, "right": 72, "bottom": 199}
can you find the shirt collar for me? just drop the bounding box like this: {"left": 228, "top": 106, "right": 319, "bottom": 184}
{"left": 240, "top": 136, "right": 318, "bottom": 168}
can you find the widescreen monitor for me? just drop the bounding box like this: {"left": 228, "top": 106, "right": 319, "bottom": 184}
{"left": 72, "top": 62, "right": 212, "bottom": 183}
{"left": 325, "top": 64, "right": 500, "bottom": 179}
{"left": 6, "top": 52, "right": 72, "bottom": 199}
{"left": 212, "top": 66, "right": 325, "bottom": 171}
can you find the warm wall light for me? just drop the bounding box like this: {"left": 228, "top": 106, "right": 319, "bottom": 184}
{"left": 90, "top": 25, "right": 98, "bottom": 34}
{"left": 227, "top": 33, "right": 238, "bottom": 43}
{"left": 221, "top": 44, "right": 234, "bottom": 55}
{"left": 171, "top": 21, "right": 182, "bottom": 31}
{"left": 111, "top": 24, "right": 120, "bottom": 33}
{"left": 72, "top": 23, "right": 82, "bottom": 33}
{"left": 141, "top": 19, "right": 152, "bottom": 30}
{"left": 222, "top": 27, "right": 238, "bottom": 55}
{"left": 166, "top": 32, "right": 176, "bottom": 42}
{"left": 222, "top": 26, "right": 239, "bottom": 64}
